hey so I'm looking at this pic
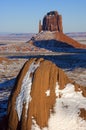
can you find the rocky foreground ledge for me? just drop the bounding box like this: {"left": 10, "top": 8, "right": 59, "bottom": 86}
{"left": 0, "top": 58, "right": 86, "bottom": 130}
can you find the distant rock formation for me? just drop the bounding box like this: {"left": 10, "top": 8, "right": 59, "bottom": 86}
{"left": 1, "top": 58, "right": 86, "bottom": 130}
{"left": 33, "top": 31, "right": 86, "bottom": 49}
{"left": 37, "top": 10, "right": 86, "bottom": 49}
{"left": 39, "top": 11, "right": 63, "bottom": 33}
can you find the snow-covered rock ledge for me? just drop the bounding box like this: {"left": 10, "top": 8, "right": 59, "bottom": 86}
{"left": 0, "top": 58, "right": 86, "bottom": 130}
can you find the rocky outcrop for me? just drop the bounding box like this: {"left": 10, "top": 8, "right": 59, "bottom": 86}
{"left": 38, "top": 10, "right": 86, "bottom": 49}
{"left": 39, "top": 11, "right": 63, "bottom": 33}
{"left": 1, "top": 58, "right": 86, "bottom": 130}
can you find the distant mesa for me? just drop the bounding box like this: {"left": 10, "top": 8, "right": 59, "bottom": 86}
{"left": 1, "top": 58, "right": 86, "bottom": 130}
{"left": 39, "top": 11, "right": 63, "bottom": 33}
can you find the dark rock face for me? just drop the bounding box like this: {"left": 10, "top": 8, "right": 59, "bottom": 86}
{"left": 39, "top": 11, "right": 63, "bottom": 32}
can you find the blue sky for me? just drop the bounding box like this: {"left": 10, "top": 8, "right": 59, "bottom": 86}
{"left": 0, "top": 0, "right": 86, "bottom": 33}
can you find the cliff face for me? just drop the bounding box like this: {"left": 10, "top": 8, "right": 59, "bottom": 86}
{"left": 1, "top": 58, "right": 86, "bottom": 130}
{"left": 38, "top": 10, "right": 86, "bottom": 49}
{"left": 39, "top": 11, "right": 63, "bottom": 33}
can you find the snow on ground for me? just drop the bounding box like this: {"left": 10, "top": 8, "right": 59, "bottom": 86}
{"left": 16, "top": 62, "right": 40, "bottom": 121}
{"left": 0, "top": 58, "right": 27, "bottom": 82}
{"left": 0, "top": 34, "right": 50, "bottom": 53}
{"left": 0, "top": 90, "right": 10, "bottom": 102}
{"left": 31, "top": 119, "right": 48, "bottom": 130}
{"left": 47, "top": 83, "right": 86, "bottom": 130}
{"left": 31, "top": 83, "right": 86, "bottom": 130}
{"left": 34, "top": 31, "right": 56, "bottom": 41}
{"left": 0, "top": 78, "right": 16, "bottom": 101}
{"left": 65, "top": 68, "right": 86, "bottom": 87}
{"left": 66, "top": 32, "right": 86, "bottom": 45}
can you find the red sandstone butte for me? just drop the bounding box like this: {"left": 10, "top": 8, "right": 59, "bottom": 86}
{"left": 38, "top": 11, "right": 86, "bottom": 49}
{"left": 0, "top": 58, "right": 86, "bottom": 130}
{"left": 39, "top": 11, "right": 63, "bottom": 33}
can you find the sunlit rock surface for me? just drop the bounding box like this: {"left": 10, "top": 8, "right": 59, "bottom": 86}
{"left": 39, "top": 11, "right": 63, "bottom": 32}
{"left": 0, "top": 58, "right": 86, "bottom": 130}
{"left": 37, "top": 10, "right": 86, "bottom": 49}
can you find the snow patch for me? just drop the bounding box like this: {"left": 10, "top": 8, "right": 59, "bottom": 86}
{"left": 47, "top": 83, "right": 86, "bottom": 130}
{"left": 55, "top": 82, "right": 60, "bottom": 97}
{"left": 31, "top": 83, "right": 86, "bottom": 130}
{"left": 31, "top": 118, "right": 47, "bottom": 130}
{"left": 15, "top": 62, "right": 40, "bottom": 121}
{"left": 45, "top": 89, "right": 50, "bottom": 96}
